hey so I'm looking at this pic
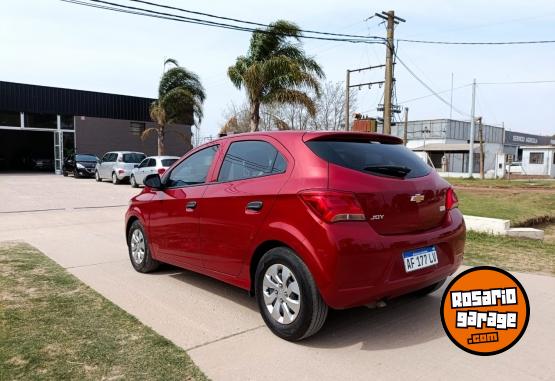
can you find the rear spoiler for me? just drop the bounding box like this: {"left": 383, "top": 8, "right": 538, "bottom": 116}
{"left": 302, "top": 131, "right": 402, "bottom": 145}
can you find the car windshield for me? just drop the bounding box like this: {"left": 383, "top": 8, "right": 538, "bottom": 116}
{"left": 306, "top": 140, "right": 431, "bottom": 179}
{"left": 123, "top": 153, "right": 146, "bottom": 163}
{"left": 75, "top": 154, "right": 98, "bottom": 161}
{"left": 161, "top": 158, "right": 178, "bottom": 167}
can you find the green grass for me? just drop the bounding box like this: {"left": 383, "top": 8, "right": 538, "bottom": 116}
{"left": 0, "top": 242, "right": 208, "bottom": 381}
{"left": 445, "top": 177, "right": 555, "bottom": 189}
{"left": 456, "top": 189, "right": 555, "bottom": 226}
{"left": 465, "top": 231, "right": 555, "bottom": 275}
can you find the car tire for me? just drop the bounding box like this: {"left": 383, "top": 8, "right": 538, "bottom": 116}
{"left": 412, "top": 278, "right": 447, "bottom": 297}
{"left": 127, "top": 220, "right": 159, "bottom": 273}
{"left": 130, "top": 175, "right": 138, "bottom": 188}
{"left": 73, "top": 169, "right": 80, "bottom": 179}
{"left": 255, "top": 247, "right": 328, "bottom": 341}
{"left": 95, "top": 170, "right": 102, "bottom": 182}
{"left": 62, "top": 170, "right": 68, "bottom": 177}
{"left": 112, "top": 172, "right": 121, "bottom": 185}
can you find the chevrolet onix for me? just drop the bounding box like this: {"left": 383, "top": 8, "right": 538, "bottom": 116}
{"left": 125, "top": 131, "right": 465, "bottom": 341}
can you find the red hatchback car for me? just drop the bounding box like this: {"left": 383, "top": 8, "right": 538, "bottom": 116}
{"left": 125, "top": 131, "right": 465, "bottom": 341}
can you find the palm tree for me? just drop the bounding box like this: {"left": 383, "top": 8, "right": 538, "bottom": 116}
{"left": 143, "top": 58, "right": 205, "bottom": 155}
{"left": 228, "top": 20, "right": 324, "bottom": 132}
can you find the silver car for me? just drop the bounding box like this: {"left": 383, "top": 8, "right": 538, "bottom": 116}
{"left": 130, "top": 156, "right": 180, "bottom": 188}
{"left": 95, "top": 151, "right": 146, "bottom": 184}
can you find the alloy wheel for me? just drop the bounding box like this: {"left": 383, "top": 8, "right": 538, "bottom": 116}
{"left": 130, "top": 229, "right": 145, "bottom": 264}
{"left": 262, "top": 264, "right": 301, "bottom": 325}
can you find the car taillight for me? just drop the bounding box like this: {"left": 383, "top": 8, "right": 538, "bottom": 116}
{"left": 446, "top": 188, "right": 459, "bottom": 210}
{"left": 157, "top": 167, "right": 166, "bottom": 175}
{"left": 118, "top": 169, "right": 125, "bottom": 174}
{"left": 299, "top": 190, "right": 366, "bottom": 223}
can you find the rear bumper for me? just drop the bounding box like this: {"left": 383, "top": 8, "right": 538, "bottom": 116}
{"left": 317, "top": 209, "right": 465, "bottom": 309}
{"left": 116, "top": 169, "right": 132, "bottom": 180}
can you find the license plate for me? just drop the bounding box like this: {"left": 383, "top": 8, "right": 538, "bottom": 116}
{"left": 402, "top": 246, "right": 438, "bottom": 273}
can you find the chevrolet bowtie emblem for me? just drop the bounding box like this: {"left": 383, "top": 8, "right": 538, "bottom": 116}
{"left": 410, "top": 194, "right": 425, "bottom": 203}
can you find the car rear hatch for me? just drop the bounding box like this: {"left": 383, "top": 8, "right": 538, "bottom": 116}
{"left": 120, "top": 153, "right": 146, "bottom": 169}
{"left": 304, "top": 133, "right": 449, "bottom": 235}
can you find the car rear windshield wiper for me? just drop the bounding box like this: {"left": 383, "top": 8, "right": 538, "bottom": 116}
{"left": 363, "top": 165, "right": 412, "bottom": 178}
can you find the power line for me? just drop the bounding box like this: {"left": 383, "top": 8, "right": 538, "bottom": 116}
{"left": 127, "top": 0, "right": 384, "bottom": 40}
{"left": 394, "top": 53, "right": 470, "bottom": 117}
{"left": 60, "top": 0, "right": 385, "bottom": 44}
{"left": 399, "top": 84, "right": 471, "bottom": 104}
{"left": 477, "top": 80, "right": 555, "bottom": 85}
{"left": 398, "top": 38, "right": 555, "bottom": 45}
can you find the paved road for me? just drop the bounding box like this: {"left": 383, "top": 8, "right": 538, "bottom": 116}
{"left": 1, "top": 174, "right": 554, "bottom": 380}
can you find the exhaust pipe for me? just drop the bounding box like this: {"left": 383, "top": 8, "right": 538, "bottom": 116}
{"left": 365, "top": 300, "right": 387, "bottom": 309}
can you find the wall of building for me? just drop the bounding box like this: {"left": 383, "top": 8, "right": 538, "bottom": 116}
{"left": 391, "top": 119, "right": 504, "bottom": 144}
{"left": 521, "top": 148, "right": 555, "bottom": 177}
{"left": 75, "top": 116, "right": 192, "bottom": 158}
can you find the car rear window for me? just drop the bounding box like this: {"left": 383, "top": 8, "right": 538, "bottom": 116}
{"left": 123, "top": 153, "right": 146, "bottom": 163}
{"left": 306, "top": 140, "right": 431, "bottom": 179}
{"left": 161, "top": 158, "right": 178, "bottom": 167}
{"left": 75, "top": 154, "right": 98, "bottom": 161}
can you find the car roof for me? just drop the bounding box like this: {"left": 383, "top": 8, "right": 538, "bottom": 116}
{"left": 106, "top": 151, "right": 146, "bottom": 154}
{"left": 146, "top": 156, "right": 180, "bottom": 159}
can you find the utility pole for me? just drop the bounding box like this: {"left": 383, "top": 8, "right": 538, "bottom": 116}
{"left": 403, "top": 107, "right": 409, "bottom": 145}
{"left": 345, "top": 70, "right": 350, "bottom": 131}
{"left": 344, "top": 65, "right": 386, "bottom": 131}
{"left": 477, "top": 116, "right": 484, "bottom": 179}
{"left": 449, "top": 72, "right": 454, "bottom": 120}
{"left": 468, "top": 78, "right": 476, "bottom": 177}
{"left": 375, "top": 10, "right": 405, "bottom": 135}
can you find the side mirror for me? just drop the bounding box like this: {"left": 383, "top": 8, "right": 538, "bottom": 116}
{"left": 144, "top": 174, "right": 162, "bottom": 189}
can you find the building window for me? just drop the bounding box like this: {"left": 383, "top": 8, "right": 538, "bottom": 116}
{"left": 129, "top": 122, "right": 145, "bottom": 136}
{"left": 24, "top": 113, "right": 57, "bottom": 129}
{"left": 529, "top": 152, "right": 544, "bottom": 164}
{"left": 61, "top": 115, "right": 74, "bottom": 130}
{"left": 0, "top": 110, "right": 21, "bottom": 127}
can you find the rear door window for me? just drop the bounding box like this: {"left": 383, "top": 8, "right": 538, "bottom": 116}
{"left": 218, "top": 140, "right": 287, "bottom": 182}
{"left": 306, "top": 140, "right": 431, "bottom": 179}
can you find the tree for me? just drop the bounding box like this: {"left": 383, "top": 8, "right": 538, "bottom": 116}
{"left": 227, "top": 20, "right": 325, "bottom": 132}
{"left": 221, "top": 80, "right": 358, "bottom": 133}
{"left": 144, "top": 58, "right": 205, "bottom": 155}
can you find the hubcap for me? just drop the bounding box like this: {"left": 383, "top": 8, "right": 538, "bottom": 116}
{"left": 130, "top": 229, "right": 145, "bottom": 264}
{"left": 262, "top": 264, "right": 301, "bottom": 325}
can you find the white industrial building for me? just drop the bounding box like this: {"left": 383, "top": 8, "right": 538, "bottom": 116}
{"left": 391, "top": 119, "right": 503, "bottom": 177}
{"left": 520, "top": 146, "right": 555, "bottom": 178}
{"left": 390, "top": 119, "right": 555, "bottom": 178}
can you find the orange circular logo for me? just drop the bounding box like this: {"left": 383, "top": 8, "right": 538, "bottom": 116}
{"left": 440, "top": 266, "right": 530, "bottom": 356}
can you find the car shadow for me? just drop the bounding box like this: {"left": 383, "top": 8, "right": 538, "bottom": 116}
{"left": 303, "top": 291, "right": 446, "bottom": 350}
{"left": 147, "top": 264, "right": 446, "bottom": 350}
{"left": 151, "top": 264, "right": 259, "bottom": 313}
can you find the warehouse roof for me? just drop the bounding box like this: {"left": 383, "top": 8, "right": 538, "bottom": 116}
{"left": 0, "top": 81, "right": 193, "bottom": 124}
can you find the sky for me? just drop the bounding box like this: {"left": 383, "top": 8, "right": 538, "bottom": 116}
{"left": 1, "top": 0, "right": 555, "bottom": 140}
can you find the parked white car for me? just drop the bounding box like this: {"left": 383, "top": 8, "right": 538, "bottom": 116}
{"left": 130, "top": 156, "right": 179, "bottom": 188}
{"left": 95, "top": 151, "right": 146, "bottom": 184}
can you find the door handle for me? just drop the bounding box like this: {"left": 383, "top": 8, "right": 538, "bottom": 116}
{"left": 246, "top": 201, "right": 263, "bottom": 212}
{"left": 185, "top": 201, "right": 197, "bottom": 211}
